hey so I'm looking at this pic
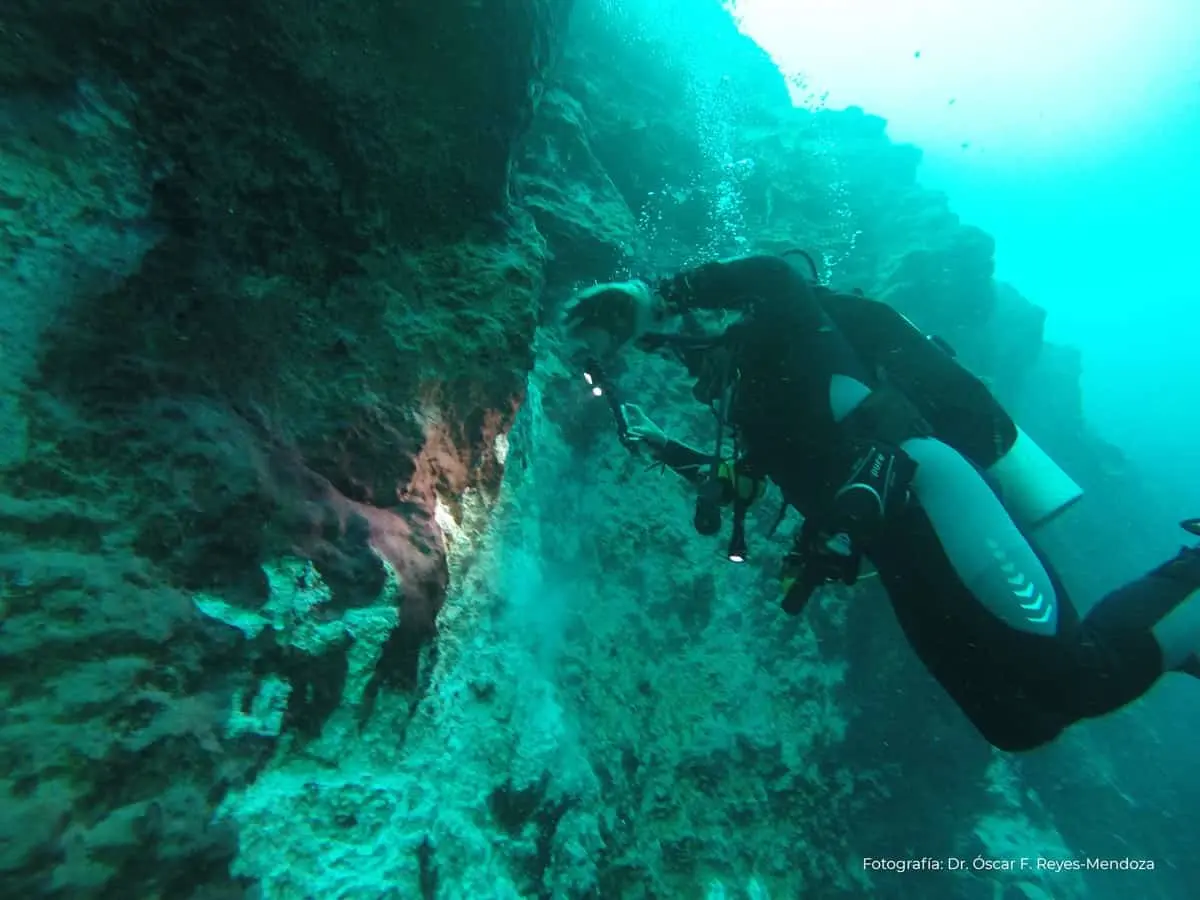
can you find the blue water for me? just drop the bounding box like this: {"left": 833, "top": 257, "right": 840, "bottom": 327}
{"left": 732, "top": 0, "right": 1200, "bottom": 515}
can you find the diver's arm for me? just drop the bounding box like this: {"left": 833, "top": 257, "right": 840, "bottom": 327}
{"left": 649, "top": 439, "right": 714, "bottom": 486}
{"left": 815, "top": 288, "right": 940, "bottom": 367}
{"left": 819, "top": 289, "right": 1018, "bottom": 467}
{"left": 657, "top": 254, "right": 808, "bottom": 316}
{"left": 621, "top": 403, "right": 714, "bottom": 486}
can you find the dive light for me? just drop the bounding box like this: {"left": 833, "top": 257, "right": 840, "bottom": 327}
{"left": 582, "top": 370, "right": 603, "bottom": 397}
{"left": 583, "top": 359, "right": 630, "bottom": 445}
{"left": 727, "top": 508, "right": 747, "bottom": 563}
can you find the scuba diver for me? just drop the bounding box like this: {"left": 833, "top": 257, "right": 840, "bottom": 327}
{"left": 562, "top": 252, "right": 1200, "bottom": 752}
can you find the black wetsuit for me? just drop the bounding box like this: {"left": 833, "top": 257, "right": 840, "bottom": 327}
{"left": 646, "top": 254, "right": 1183, "bottom": 751}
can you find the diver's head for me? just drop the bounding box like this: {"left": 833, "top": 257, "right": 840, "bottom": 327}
{"left": 561, "top": 279, "right": 656, "bottom": 362}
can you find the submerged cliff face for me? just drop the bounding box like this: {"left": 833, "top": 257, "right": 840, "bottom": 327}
{"left": 495, "top": 7, "right": 1087, "bottom": 899}
{"left": 0, "top": 1, "right": 1117, "bottom": 898}
{"left": 0, "top": 0, "right": 570, "bottom": 896}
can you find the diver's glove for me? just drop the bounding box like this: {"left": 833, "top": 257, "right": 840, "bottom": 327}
{"left": 620, "top": 403, "right": 669, "bottom": 450}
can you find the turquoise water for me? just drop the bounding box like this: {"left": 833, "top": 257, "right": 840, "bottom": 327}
{"left": 731, "top": 0, "right": 1200, "bottom": 515}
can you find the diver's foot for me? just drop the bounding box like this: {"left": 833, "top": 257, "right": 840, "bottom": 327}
{"left": 1151, "top": 573, "right": 1200, "bottom": 675}
{"left": 1143, "top": 527, "right": 1200, "bottom": 673}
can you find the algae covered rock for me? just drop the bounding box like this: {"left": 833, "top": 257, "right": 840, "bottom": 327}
{"left": 0, "top": 0, "right": 571, "bottom": 896}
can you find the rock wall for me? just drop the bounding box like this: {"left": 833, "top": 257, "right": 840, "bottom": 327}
{"left": 0, "top": 0, "right": 571, "bottom": 896}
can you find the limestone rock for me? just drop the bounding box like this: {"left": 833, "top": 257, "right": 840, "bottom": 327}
{"left": 0, "top": 0, "right": 571, "bottom": 896}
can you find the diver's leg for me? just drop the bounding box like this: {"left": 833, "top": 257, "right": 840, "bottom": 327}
{"left": 1155, "top": 588, "right": 1200, "bottom": 674}
{"left": 900, "top": 436, "right": 1060, "bottom": 636}
{"left": 1088, "top": 544, "right": 1200, "bottom": 676}
{"left": 872, "top": 501, "right": 1167, "bottom": 750}
{"left": 871, "top": 504, "right": 1076, "bottom": 750}
{"left": 1019, "top": 550, "right": 1200, "bottom": 722}
{"left": 877, "top": 463, "right": 1196, "bottom": 746}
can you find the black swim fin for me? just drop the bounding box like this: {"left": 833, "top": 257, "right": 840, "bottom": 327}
{"left": 1182, "top": 518, "right": 1200, "bottom": 538}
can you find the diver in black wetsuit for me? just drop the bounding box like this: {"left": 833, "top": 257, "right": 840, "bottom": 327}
{"left": 562, "top": 253, "right": 1200, "bottom": 752}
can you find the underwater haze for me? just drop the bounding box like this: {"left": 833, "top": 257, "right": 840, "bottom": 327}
{"left": 732, "top": 0, "right": 1200, "bottom": 521}
{"left": 1, "top": 0, "right": 1198, "bottom": 898}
